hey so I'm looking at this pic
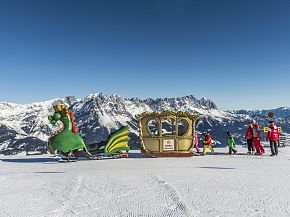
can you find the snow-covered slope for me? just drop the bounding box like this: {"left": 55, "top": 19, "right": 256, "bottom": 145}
{"left": 1, "top": 147, "right": 290, "bottom": 217}
{"left": 0, "top": 93, "right": 289, "bottom": 155}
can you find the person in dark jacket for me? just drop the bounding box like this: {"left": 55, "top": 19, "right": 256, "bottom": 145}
{"left": 245, "top": 121, "right": 254, "bottom": 154}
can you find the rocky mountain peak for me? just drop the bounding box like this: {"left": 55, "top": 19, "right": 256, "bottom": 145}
{"left": 0, "top": 92, "right": 289, "bottom": 155}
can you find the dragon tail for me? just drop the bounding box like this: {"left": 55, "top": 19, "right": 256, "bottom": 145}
{"left": 104, "top": 125, "right": 130, "bottom": 154}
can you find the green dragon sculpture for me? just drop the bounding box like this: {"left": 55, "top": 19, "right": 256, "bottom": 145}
{"left": 48, "top": 104, "right": 130, "bottom": 159}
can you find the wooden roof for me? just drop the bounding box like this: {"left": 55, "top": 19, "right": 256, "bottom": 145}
{"left": 135, "top": 110, "right": 199, "bottom": 121}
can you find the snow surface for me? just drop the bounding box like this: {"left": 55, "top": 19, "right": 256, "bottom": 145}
{"left": 1, "top": 147, "right": 290, "bottom": 217}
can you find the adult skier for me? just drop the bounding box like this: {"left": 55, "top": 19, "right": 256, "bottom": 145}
{"left": 245, "top": 121, "right": 254, "bottom": 154}
{"left": 227, "top": 132, "right": 237, "bottom": 155}
{"left": 266, "top": 121, "right": 280, "bottom": 156}
{"left": 203, "top": 132, "right": 214, "bottom": 155}
{"left": 252, "top": 122, "right": 265, "bottom": 155}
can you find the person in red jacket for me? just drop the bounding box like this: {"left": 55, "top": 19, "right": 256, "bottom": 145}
{"left": 245, "top": 121, "right": 254, "bottom": 154}
{"left": 266, "top": 121, "right": 279, "bottom": 156}
{"left": 252, "top": 122, "right": 265, "bottom": 155}
{"left": 203, "top": 132, "right": 214, "bottom": 155}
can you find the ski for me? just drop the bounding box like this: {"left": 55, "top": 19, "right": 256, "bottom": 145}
{"left": 58, "top": 159, "right": 77, "bottom": 163}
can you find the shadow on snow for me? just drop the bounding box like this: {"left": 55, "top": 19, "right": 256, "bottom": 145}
{"left": 0, "top": 152, "right": 150, "bottom": 164}
{"left": 198, "top": 166, "right": 235, "bottom": 170}
{"left": 0, "top": 157, "right": 56, "bottom": 163}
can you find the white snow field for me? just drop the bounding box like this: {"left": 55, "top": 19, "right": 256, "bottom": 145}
{"left": 1, "top": 147, "right": 290, "bottom": 217}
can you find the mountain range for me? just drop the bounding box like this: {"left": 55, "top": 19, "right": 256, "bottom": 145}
{"left": 0, "top": 93, "right": 289, "bottom": 155}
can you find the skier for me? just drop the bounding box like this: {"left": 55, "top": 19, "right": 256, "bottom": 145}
{"left": 194, "top": 132, "right": 201, "bottom": 154}
{"left": 203, "top": 132, "right": 214, "bottom": 155}
{"left": 252, "top": 122, "right": 265, "bottom": 155}
{"left": 227, "top": 132, "right": 237, "bottom": 155}
{"left": 245, "top": 121, "right": 254, "bottom": 154}
{"left": 266, "top": 121, "right": 279, "bottom": 156}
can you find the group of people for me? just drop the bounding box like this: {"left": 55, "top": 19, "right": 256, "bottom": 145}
{"left": 193, "top": 131, "right": 215, "bottom": 156}
{"left": 245, "top": 120, "right": 265, "bottom": 155}
{"left": 193, "top": 120, "right": 281, "bottom": 156}
{"left": 245, "top": 120, "right": 280, "bottom": 156}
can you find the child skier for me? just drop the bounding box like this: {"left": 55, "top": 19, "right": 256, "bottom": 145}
{"left": 227, "top": 132, "right": 237, "bottom": 155}
{"left": 252, "top": 122, "right": 265, "bottom": 155}
{"left": 194, "top": 132, "right": 200, "bottom": 154}
{"left": 203, "top": 132, "right": 214, "bottom": 155}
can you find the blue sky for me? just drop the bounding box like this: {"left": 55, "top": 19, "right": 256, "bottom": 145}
{"left": 0, "top": 0, "right": 289, "bottom": 110}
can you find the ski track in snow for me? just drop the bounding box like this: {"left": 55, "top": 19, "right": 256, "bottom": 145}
{"left": 0, "top": 147, "right": 290, "bottom": 217}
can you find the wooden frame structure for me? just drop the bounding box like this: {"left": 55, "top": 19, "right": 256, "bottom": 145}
{"left": 136, "top": 111, "right": 199, "bottom": 157}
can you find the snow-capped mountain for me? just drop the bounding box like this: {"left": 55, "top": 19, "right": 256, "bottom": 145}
{"left": 0, "top": 93, "right": 289, "bottom": 155}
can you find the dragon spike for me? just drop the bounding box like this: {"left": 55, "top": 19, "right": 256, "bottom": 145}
{"left": 53, "top": 104, "right": 66, "bottom": 112}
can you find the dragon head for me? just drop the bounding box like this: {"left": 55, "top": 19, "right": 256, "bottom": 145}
{"left": 48, "top": 105, "right": 68, "bottom": 125}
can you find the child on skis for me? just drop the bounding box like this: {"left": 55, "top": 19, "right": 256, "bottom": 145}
{"left": 203, "top": 132, "right": 214, "bottom": 155}
{"left": 194, "top": 132, "right": 200, "bottom": 154}
{"left": 252, "top": 122, "right": 265, "bottom": 155}
{"left": 227, "top": 132, "right": 237, "bottom": 155}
